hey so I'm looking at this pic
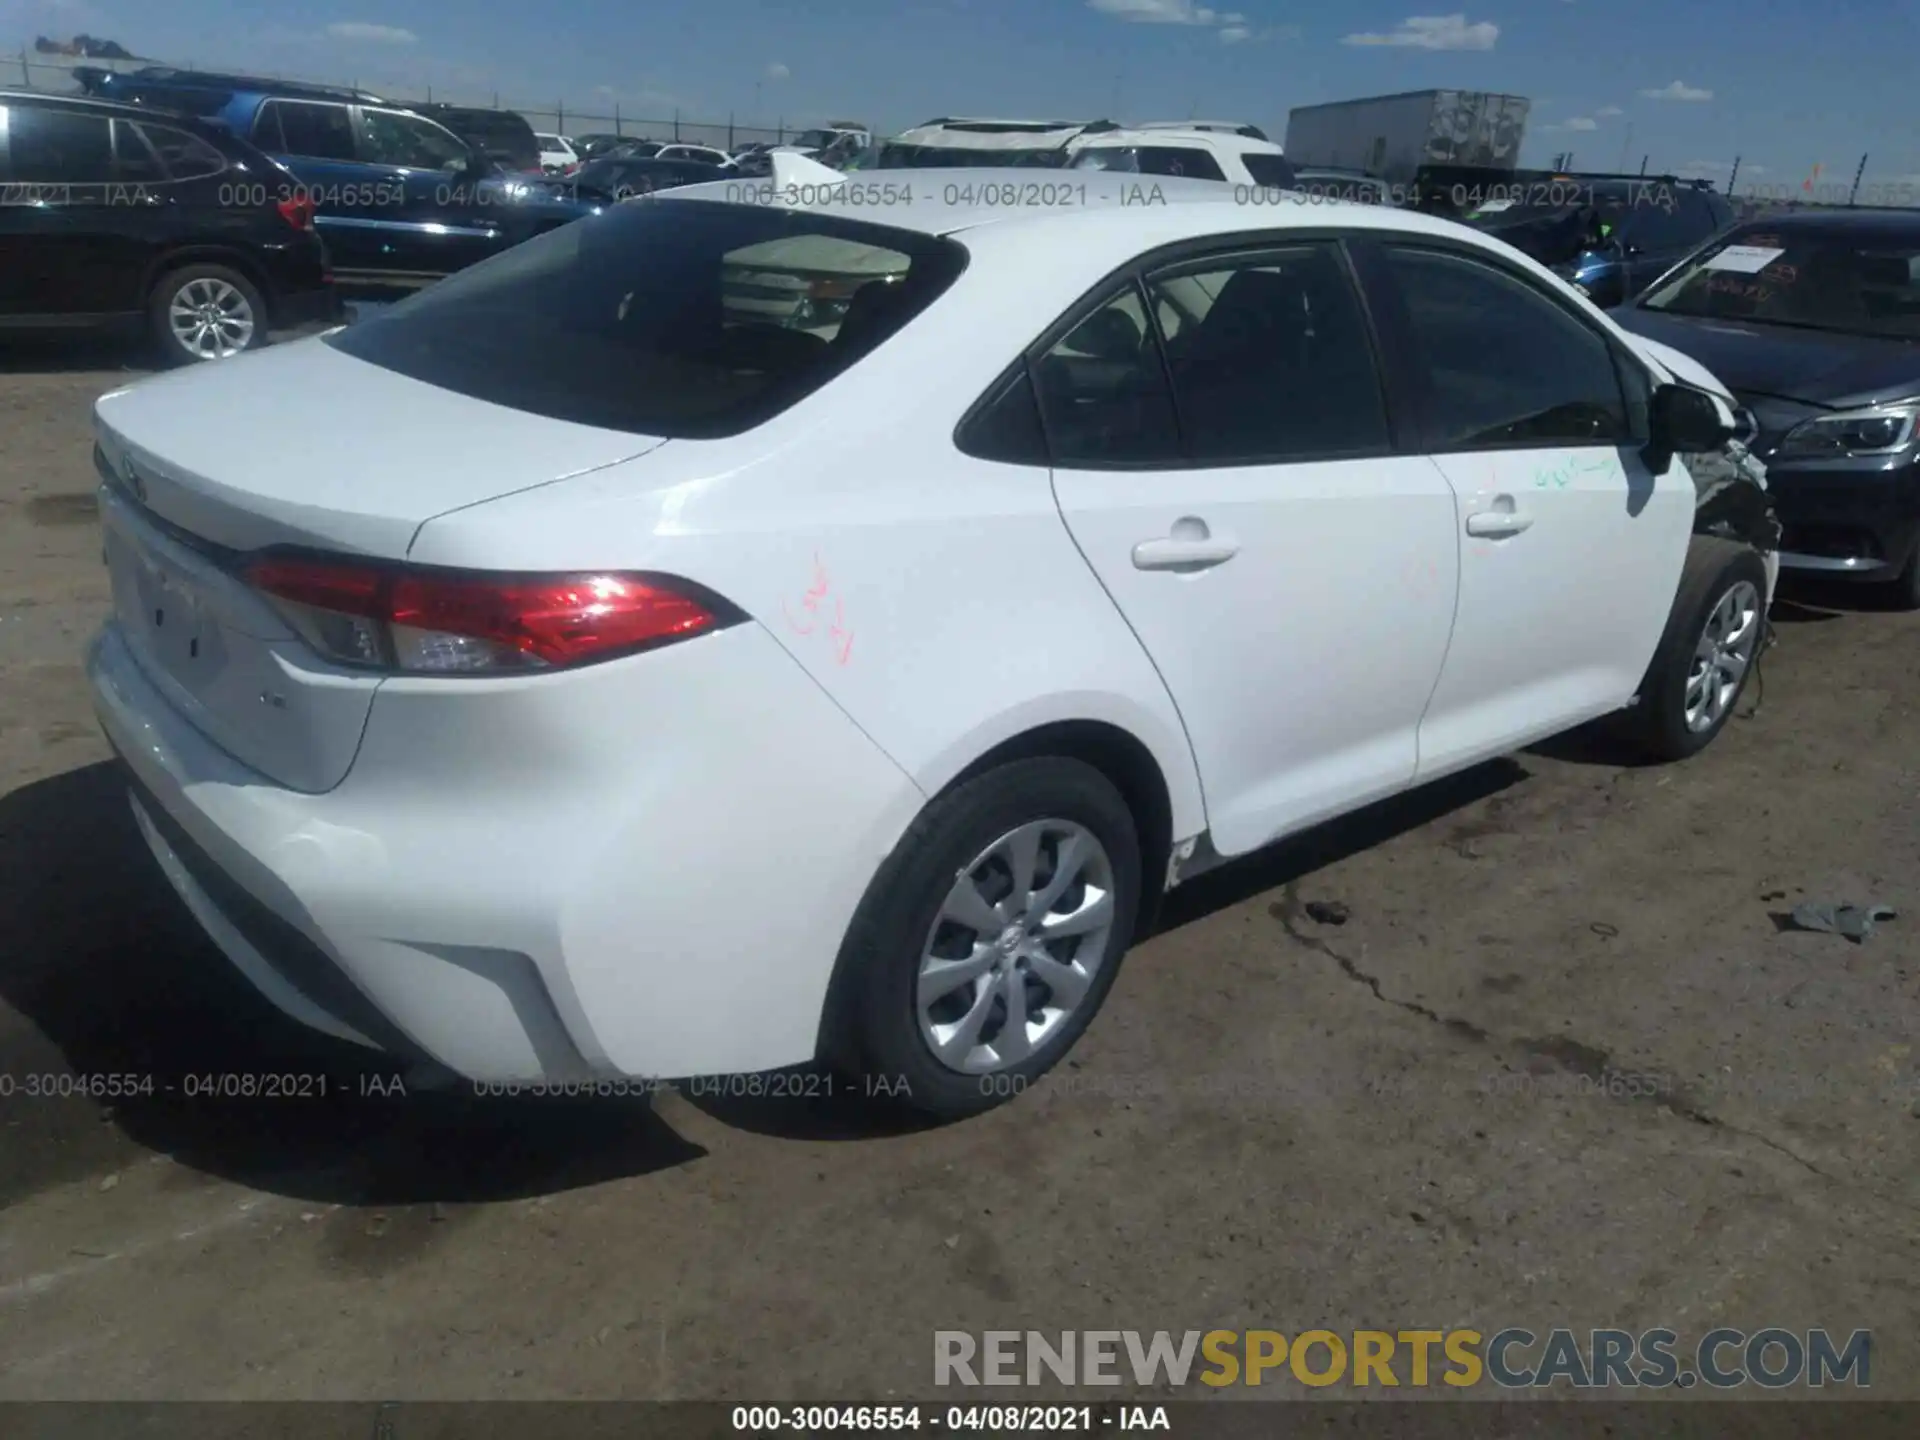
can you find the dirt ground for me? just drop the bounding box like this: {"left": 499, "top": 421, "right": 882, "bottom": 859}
{"left": 1, "top": 337, "right": 1916, "bottom": 1403}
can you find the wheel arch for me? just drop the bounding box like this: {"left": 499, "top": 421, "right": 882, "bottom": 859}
{"left": 142, "top": 247, "right": 278, "bottom": 324}
{"left": 813, "top": 712, "right": 1193, "bottom": 1067}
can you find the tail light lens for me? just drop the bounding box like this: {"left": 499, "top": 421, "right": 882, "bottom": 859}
{"left": 276, "top": 194, "right": 316, "bottom": 231}
{"left": 244, "top": 555, "right": 734, "bottom": 674}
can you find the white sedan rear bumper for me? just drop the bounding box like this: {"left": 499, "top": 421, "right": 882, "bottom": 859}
{"left": 88, "top": 619, "right": 925, "bottom": 1083}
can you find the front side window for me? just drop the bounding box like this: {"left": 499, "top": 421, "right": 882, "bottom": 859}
{"left": 2, "top": 105, "right": 115, "bottom": 182}
{"left": 1148, "top": 245, "right": 1390, "bottom": 463}
{"left": 262, "top": 101, "right": 356, "bottom": 161}
{"left": 1385, "top": 245, "right": 1631, "bottom": 448}
{"left": 324, "top": 200, "right": 967, "bottom": 437}
{"left": 357, "top": 110, "right": 469, "bottom": 169}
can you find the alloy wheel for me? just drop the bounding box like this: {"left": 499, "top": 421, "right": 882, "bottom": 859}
{"left": 168, "top": 278, "right": 256, "bottom": 360}
{"left": 1684, "top": 579, "right": 1761, "bottom": 733}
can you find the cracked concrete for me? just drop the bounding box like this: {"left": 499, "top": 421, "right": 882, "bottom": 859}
{"left": 1, "top": 354, "right": 1917, "bottom": 1399}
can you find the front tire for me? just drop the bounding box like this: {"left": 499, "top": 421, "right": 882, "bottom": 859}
{"left": 150, "top": 264, "right": 267, "bottom": 366}
{"left": 832, "top": 758, "right": 1142, "bottom": 1121}
{"left": 1623, "top": 537, "right": 1769, "bottom": 761}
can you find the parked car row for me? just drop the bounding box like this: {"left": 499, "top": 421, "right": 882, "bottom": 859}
{"left": 84, "top": 158, "right": 1797, "bottom": 1123}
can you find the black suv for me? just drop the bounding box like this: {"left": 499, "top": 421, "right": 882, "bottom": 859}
{"left": 0, "top": 90, "right": 338, "bottom": 364}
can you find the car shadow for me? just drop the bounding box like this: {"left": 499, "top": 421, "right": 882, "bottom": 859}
{"left": 1153, "top": 758, "right": 1529, "bottom": 935}
{"left": 0, "top": 762, "right": 705, "bottom": 1209}
{"left": 0, "top": 333, "right": 152, "bottom": 376}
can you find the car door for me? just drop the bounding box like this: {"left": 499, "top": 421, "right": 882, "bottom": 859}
{"left": 251, "top": 99, "right": 385, "bottom": 281}
{"left": 1356, "top": 238, "right": 1694, "bottom": 778}
{"left": 348, "top": 106, "right": 502, "bottom": 285}
{"left": 0, "top": 101, "right": 170, "bottom": 318}
{"left": 1045, "top": 240, "right": 1461, "bottom": 856}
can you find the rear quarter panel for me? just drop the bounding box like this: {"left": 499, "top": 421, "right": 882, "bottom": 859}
{"left": 405, "top": 216, "right": 1210, "bottom": 845}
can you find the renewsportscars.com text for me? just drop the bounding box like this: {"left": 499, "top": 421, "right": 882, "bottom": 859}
{"left": 934, "top": 1328, "right": 1870, "bottom": 1389}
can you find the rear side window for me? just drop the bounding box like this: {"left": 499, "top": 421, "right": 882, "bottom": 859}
{"left": 3, "top": 105, "right": 116, "bottom": 182}
{"left": 1033, "top": 286, "right": 1183, "bottom": 466}
{"left": 135, "top": 122, "right": 227, "bottom": 181}
{"left": 325, "top": 200, "right": 969, "bottom": 437}
{"left": 261, "top": 101, "right": 356, "bottom": 161}
{"left": 1384, "top": 245, "right": 1630, "bottom": 448}
{"left": 1147, "top": 244, "right": 1390, "bottom": 463}
{"left": 1239, "top": 153, "right": 1299, "bottom": 189}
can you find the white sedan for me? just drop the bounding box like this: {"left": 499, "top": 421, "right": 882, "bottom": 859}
{"left": 84, "top": 166, "right": 1769, "bottom": 1119}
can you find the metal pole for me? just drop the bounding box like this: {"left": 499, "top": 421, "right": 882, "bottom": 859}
{"left": 673, "top": 107, "right": 681, "bottom": 141}
{"left": 728, "top": 113, "right": 735, "bottom": 150}
{"left": 20, "top": 48, "right": 29, "bottom": 87}
{"left": 557, "top": 101, "right": 565, "bottom": 135}
{"left": 1727, "top": 157, "right": 1740, "bottom": 195}
{"left": 425, "top": 84, "right": 432, "bottom": 102}
{"left": 1850, "top": 153, "right": 1868, "bottom": 206}
{"left": 1639, "top": 154, "right": 1648, "bottom": 175}
{"left": 614, "top": 103, "right": 622, "bottom": 136}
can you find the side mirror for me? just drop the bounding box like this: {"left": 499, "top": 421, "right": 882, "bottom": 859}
{"left": 1649, "top": 383, "right": 1737, "bottom": 458}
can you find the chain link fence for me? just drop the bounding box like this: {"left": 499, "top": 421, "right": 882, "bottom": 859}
{"left": 7, "top": 48, "right": 804, "bottom": 151}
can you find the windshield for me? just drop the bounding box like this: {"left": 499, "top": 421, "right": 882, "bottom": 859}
{"left": 1638, "top": 227, "right": 1920, "bottom": 339}
{"left": 793, "top": 129, "right": 838, "bottom": 149}
{"left": 324, "top": 200, "right": 969, "bottom": 437}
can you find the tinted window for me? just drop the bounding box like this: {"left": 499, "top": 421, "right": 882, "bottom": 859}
{"left": 324, "top": 201, "right": 967, "bottom": 437}
{"left": 264, "top": 101, "right": 356, "bottom": 160}
{"left": 108, "top": 119, "right": 166, "bottom": 183}
{"left": 1386, "top": 246, "right": 1630, "bottom": 448}
{"left": 1620, "top": 195, "right": 1716, "bottom": 252}
{"left": 957, "top": 365, "right": 1049, "bottom": 465}
{"left": 1033, "top": 287, "right": 1183, "bottom": 465}
{"left": 1639, "top": 226, "right": 1920, "bottom": 339}
{"left": 1147, "top": 246, "right": 1389, "bottom": 463}
{"left": 357, "top": 110, "right": 468, "bottom": 169}
{"left": 1240, "top": 153, "right": 1299, "bottom": 189}
{"left": 3, "top": 105, "right": 115, "bottom": 182}
{"left": 135, "top": 122, "right": 226, "bottom": 181}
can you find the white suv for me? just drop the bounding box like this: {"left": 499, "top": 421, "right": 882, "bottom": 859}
{"left": 1066, "top": 121, "right": 1295, "bottom": 187}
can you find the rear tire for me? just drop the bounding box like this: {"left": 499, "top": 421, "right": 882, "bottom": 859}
{"left": 1621, "top": 537, "right": 1769, "bottom": 762}
{"left": 150, "top": 263, "right": 267, "bottom": 367}
{"left": 830, "top": 758, "right": 1142, "bottom": 1121}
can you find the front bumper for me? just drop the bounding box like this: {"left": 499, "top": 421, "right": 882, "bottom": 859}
{"left": 87, "top": 619, "right": 925, "bottom": 1084}
{"left": 1762, "top": 461, "right": 1920, "bottom": 579}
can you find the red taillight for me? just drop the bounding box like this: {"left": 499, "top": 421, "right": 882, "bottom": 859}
{"left": 276, "top": 194, "right": 315, "bottom": 231}
{"left": 244, "top": 555, "right": 727, "bottom": 673}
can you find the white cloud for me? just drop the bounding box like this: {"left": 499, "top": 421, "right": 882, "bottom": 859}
{"left": 324, "top": 21, "right": 418, "bottom": 44}
{"left": 1640, "top": 79, "right": 1713, "bottom": 101}
{"left": 764, "top": 61, "right": 789, "bottom": 79}
{"left": 1564, "top": 116, "right": 1598, "bottom": 131}
{"left": 1342, "top": 13, "right": 1499, "bottom": 49}
{"left": 1596, "top": 105, "right": 1624, "bottom": 117}
{"left": 1218, "top": 24, "right": 1251, "bottom": 42}
{"left": 1087, "top": 0, "right": 1220, "bottom": 21}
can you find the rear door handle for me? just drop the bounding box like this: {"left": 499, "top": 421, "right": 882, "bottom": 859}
{"left": 1132, "top": 519, "right": 1239, "bottom": 572}
{"left": 1465, "top": 509, "right": 1534, "bottom": 538}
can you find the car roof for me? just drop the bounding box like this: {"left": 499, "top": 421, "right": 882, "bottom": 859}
{"left": 1071, "top": 127, "right": 1284, "bottom": 155}
{"left": 653, "top": 166, "right": 1465, "bottom": 242}
{"left": 1730, "top": 207, "right": 1920, "bottom": 237}
{"left": 0, "top": 87, "right": 180, "bottom": 119}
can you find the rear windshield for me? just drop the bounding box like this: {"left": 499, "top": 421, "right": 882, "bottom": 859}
{"left": 324, "top": 200, "right": 969, "bottom": 436}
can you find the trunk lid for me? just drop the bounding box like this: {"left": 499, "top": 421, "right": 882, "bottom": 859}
{"left": 92, "top": 338, "right": 667, "bottom": 792}
{"left": 93, "top": 336, "right": 667, "bottom": 558}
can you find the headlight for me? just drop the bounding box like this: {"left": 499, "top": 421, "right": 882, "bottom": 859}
{"left": 1775, "top": 403, "right": 1920, "bottom": 458}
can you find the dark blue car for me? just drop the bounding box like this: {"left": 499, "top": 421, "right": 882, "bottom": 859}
{"left": 74, "top": 67, "right": 599, "bottom": 298}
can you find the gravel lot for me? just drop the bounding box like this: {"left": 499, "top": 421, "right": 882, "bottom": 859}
{"left": 1, "top": 337, "right": 1917, "bottom": 1402}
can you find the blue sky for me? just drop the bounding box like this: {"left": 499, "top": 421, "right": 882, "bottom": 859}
{"left": 5, "top": 0, "right": 1917, "bottom": 190}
